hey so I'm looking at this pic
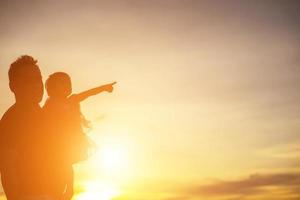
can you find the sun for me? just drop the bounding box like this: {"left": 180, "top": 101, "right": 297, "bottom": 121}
{"left": 75, "top": 135, "right": 135, "bottom": 199}
{"left": 100, "top": 145, "right": 127, "bottom": 175}
{"left": 101, "top": 146, "right": 125, "bottom": 168}
{"left": 74, "top": 139, "right": 129, "bottom": 200}
{"left": 89, "top": 137, "right": 132, "bottom": 177}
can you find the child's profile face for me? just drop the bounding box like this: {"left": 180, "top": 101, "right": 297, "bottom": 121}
{"left": 53, "top": 80, "right": 72, "bottom": 98}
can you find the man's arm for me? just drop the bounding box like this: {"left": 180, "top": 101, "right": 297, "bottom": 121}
{"left": 71, "top": 82, "right": 116, "bottom": 102}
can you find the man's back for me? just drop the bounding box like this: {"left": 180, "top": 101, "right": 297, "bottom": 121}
{"left": 0, "top": 103, "right": 47, "bottom": 198}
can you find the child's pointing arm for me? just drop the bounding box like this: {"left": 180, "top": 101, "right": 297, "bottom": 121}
{"left": 71, "top": 82, "right": 116, "bottom": 102}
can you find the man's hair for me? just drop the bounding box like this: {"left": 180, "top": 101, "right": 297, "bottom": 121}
{"left": 9, "top": 55, "right": 39, "bottom": 83}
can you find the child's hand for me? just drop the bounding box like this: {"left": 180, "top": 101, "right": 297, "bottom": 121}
{"left": 103, "top": 82, "right": 117, "bottom": 93}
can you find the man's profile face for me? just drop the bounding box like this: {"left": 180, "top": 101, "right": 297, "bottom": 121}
{"left": 10, "top": 65, "right": 44, "bottom": 104}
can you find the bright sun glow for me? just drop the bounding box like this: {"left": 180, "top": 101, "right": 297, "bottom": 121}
{"left": 89, "top": 136, "right": 133, "bottom": 178}
{"left": 100, "top": 146, "right": 127, "bottom": 174}
{"left": 74, "top": 134, "right": 135, "bottom": 200}
{"left": 74, "top": 181, "right": 119, "bottom": 200}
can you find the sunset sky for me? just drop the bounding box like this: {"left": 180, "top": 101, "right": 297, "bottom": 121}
{"left": 1, "top": 0, "right": 300, "bottom": 200}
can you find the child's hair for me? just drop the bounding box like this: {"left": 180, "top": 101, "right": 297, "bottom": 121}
{"left": 45, "top": 72, "right": 72, "bottom": 98}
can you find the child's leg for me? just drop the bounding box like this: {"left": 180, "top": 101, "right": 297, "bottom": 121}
{"left": 63, "top": 166, "right": 74, "bottom": 200}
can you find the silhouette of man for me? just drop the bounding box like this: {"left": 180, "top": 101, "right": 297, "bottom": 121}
{"left": 0, "top": 56, "right": 51, "bottom": 199}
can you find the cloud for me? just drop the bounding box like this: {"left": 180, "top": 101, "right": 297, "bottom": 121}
{"left": 186, "top": 172, "right": 300, "bottom": 199}
{"left": 261, "top": 142, "right": 300, "bottom": 159}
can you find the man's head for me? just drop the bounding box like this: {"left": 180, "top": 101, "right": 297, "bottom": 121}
{"left": 9, "top": 55, "right": 44, "bottom": 104}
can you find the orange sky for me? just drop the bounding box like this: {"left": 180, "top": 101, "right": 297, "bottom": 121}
{"left": 1, "top": 1, "right": 300, "bottom": 200}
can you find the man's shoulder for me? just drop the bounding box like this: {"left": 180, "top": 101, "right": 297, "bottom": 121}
{"left": 1, "top": 104, "right": 17, "bottom": 121}
{"left": 0, "top": 104, "right": 18, "bottom": 133}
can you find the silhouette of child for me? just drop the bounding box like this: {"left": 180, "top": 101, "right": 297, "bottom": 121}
{"left": 43, "top": 72, "right": 116, "bottom": 200}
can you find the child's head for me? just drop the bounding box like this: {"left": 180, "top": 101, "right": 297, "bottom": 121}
{"left": 9, "top": 55, "right": 44, "bottom": 104}
{"left": 46, "top": 72, "right": 72, "bottom": 98}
